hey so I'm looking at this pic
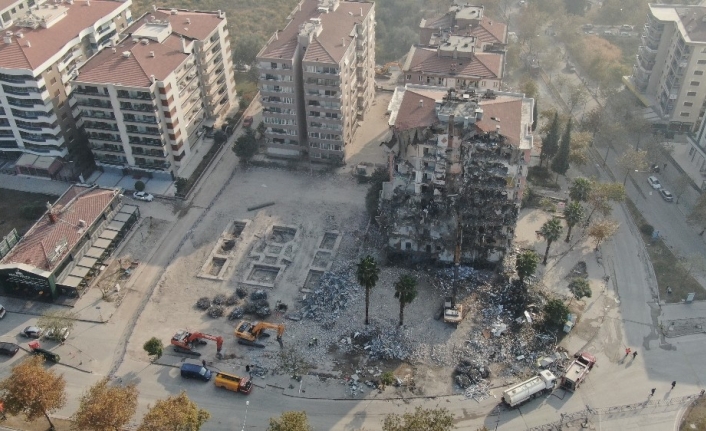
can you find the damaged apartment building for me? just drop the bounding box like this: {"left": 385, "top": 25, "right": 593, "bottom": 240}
{"left": 379, "top": 85, "right": 533, "bottom": 266}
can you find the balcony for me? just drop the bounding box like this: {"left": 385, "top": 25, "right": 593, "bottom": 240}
{"left": 95, "top": 156, "right": 126, "bottom": 166}
{"left": 117, "top": 90, "right": 153, "bottom": 100}
{"left": 88, "top": 133, "right": 121, "bottom": 142}
{"left": 120, "top": 103, "right": 156, "bottom": 113}
{"left": 76, "top": 98, "right": 112, "bottom": 109}
{"left": 91, "top": 144, "right": 124, "bottom": 154}
{"left": 82, "top": 111, "right": 116, "bottom": 120}
{"left": 0, "top": 74, "right": 32, "bottom": 84}
{"left": 131, "top": 148, "right": 167, "bottom": 158}
{"left": 2, "top": 85, "right": 43, "bottom": 97}
{"left": 126, "top": 126, "right": 161, "bottom": 136}
{"left": 134, "top": 159, "right": 170, "bottom": 170}
{"left": 129, "top": 137, "right": 163, "bottom": 147}
{"left": 7, "top": 97, "right": 44, "bottom": 108}
{"left": 123, "top": 114, "right": 157, "bottom": 124}
{"left": 11, "top": 109, "right": 52, "bottom": 120}
{"left": 84, "top": 121, "right": 119, "bottom": 132}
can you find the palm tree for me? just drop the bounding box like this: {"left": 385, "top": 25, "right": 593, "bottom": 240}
{"left": 538, "top": 218, "right": 563, "bottom": 264}
{"left": 356, "top": 255, "right": 380, "bottom": 325}
{"left": 563, "top": 201, "right": 585, "bottom": 242}
{"left": 516, "top": 250, "right": 540, "bottom": 285}
{"left": 393, "top": 274, "right": 417, "bottom": 326}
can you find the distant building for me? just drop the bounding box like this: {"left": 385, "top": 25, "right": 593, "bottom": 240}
{"left": 0, "top": 0, "right": 131, "bottom": 165}
{"left": 72, "top": 8, "right": 237, "bottom": 178}
{"left": 627, "top": 4, "right": 706, "bottom": 133}
{"left": 380, "top": 86, "right": 532, "bottom": 265}
{"left": 256, "top": 0, "right": 376, "bottom": 163}
{"left": 0, "top": 185, "right": 138, "bottom": 300}
{"left": 401, "top": 4, "right": 507, "bottom": 91}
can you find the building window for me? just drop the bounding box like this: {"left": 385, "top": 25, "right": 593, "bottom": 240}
{"left": 50, "top": 77, "right": 56, "bottom": 85}
{"left": 696, "top": 71, "right": 705, "bottom": 76}
{"left": 685, "top": 101, "right": 694, "bottom": 107}
{"left": 54, "top": 89, "right": 60, "bottom": 97}
{"left": 418, "top": 75, "right": 422, "bottom": 81}
{"left": 426, "top": 76, "right": 431, "bottom": 83}
{"left": 680, "top": 112, "right": 690, "bottom": 117}
{"left": 691, "top": 81, "right": 700, "bottom": 86}
{"left": 406, "top": 74, "right": 411, "bottom": 80}
{"left": 1, "top": 12, "right": 9, "bottom": 21}
{"left": 437, "top": 77, "right": 443, "bottom": 84}
{"left": 481, "top": 81, "right": 486, "bottom": 87}
{"left": 688, "top": 91, "right": 697, "bottom": 96}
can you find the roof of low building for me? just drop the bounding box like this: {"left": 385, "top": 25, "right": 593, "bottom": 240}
{"left": 476, "top": 96, "right": 524, "bottom": 147}
{"left": 394, "top": 88, "right": 440, "bottom": 131}
{"left": 1, "top": 186, "right": 119, "bottom": 272}
{"left": 404, "top": 45, "right": 503, "bottom": 80}
{"left": 0, "top": 0, "right": 126, "bottom": 71}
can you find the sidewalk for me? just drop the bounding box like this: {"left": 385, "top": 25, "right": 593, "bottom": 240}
{"left": 0, "top": 173, "right": 71, "bottom": 196}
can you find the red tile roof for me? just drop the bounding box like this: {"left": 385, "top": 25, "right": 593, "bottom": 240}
{"left": 406, "top": 46, "right": 502, "bottom": 79}
{"left": 1, "top": 186, "right": 119, "bottom": 272}
{"left": 394, "top": 89, "right": 438, "bottom": 131}
{"left": 476, "top": 97, "right": 523, "bottom": 146}
{"left": 76, "top": 33, "right": 190, "bottom": 87}
{"left": 0, "top": 0, "right": 126, "bottom": 71}
{"left": 472, "top": 17, "right": 507, "bottom": 45}
{"left": 259, "top": 0, "right": 373, "bottom": 63}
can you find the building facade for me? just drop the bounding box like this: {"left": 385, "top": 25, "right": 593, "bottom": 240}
{"left": 72, "top": 9, "right": 236, "bottom": 178}
{"left": 628, "top": 4, "right": 706, "bottom": 133}
{"left": 0, "top": 0, "right": 131, "bottom": 162}
{"left": 256, "top": 0, "right": 375, "bottom": 163}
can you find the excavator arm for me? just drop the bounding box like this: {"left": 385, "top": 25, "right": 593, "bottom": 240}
{"left": 194, "top": 333, "right": 223, "bottom": 353}
{"left": 235, "top": 320, "right": 284, "bottom": 348}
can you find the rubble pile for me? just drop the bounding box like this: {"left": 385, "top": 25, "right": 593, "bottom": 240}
{"left": 464, "top": 379, "right": 490, "bottom": 402}
{"left": 454, "top": 357, "right": 490, "bottom": 388}
{"left": 301, "top": 265, "right": 359, "bottom": 328}
{"left": 353, "top": 327, "right": 412, "bottom": 361}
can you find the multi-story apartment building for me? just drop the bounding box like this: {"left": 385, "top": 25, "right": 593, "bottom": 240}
{"left": 628, "top": 4, "right": 706, "bottom": 134}
{"left": 0, "top": 0, "right": 131, "bottom": 161}
{"left": 401, "top": 4, "right": 506, "bottom": 91}
{"left": 256, "top": 0, "right": 375, "bottom": 163}
{"left": 72, "top": 8, "right": 237, "bottom": 178}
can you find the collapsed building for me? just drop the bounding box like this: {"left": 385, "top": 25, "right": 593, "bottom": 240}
{"left": 380, "top": 85, "right": 533, "bottom": 267}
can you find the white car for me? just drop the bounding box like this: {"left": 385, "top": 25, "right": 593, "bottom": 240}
{"left": 133, "top": 191, "right": 154, "bottom": 202}
{"left": 45, "top": 327, "right": 70, "bottom": 342}
{"left": 647, "top": 176, "right": 662, "bottom": 190}
{"left": 0, "top": 304, "right": 5, "bottom": 319}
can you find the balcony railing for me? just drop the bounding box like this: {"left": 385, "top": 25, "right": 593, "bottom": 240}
{"left": 120, "top": 103, "right": 156, "bottom": 113}
{"left": 77, "top": 99, "right": 112, "bottom": 109}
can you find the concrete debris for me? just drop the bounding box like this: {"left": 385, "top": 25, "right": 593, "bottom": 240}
{"left": 464, "top": 379, "right": 490, "bottom": 402}
{"left": 251, "top": 289, "right": 268, "bottom": 301}
{"left": 301, "top": 264, "right": 359, "bottom": 328}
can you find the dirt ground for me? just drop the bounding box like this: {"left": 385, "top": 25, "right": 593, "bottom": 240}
{"left": 0, "top": 189, "right": 59, "bottom": 236}
{"left": 681, "top": 396, "right": 706, "bottom": 430}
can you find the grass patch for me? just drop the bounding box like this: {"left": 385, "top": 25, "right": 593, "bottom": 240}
{"left": 681, "top": 396, "right": 706, "bottom": 430}
{"left": 527, "top": 166, "right": 561, "bottom": 191}
{"left": 0, "top": 189, "right": 59, "bottom": 235}
{"left": 625, "top": 199, "right": 706, "bottom": 303}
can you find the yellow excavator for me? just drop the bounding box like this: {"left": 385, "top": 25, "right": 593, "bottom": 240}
{"left": 234, "top": 320, "right": 284, "bottom": 348}
{"left": 375, "top": 62, "right": 401, "bottom": 77}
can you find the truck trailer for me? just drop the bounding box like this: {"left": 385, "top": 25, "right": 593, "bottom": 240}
{"left": 502, "top": 370, "right": 557, "bottom": 408}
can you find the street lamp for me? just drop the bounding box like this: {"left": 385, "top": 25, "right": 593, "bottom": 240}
{"left": 241, "top": 400, "right": 250, "bottom": 431}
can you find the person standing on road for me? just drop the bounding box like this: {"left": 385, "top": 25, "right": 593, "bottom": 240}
{"left": 625, "top": 348, "right": 631, "bottom": 357}
{"left": 632, "top": 351, "right": 638, "bottom": 359}
{"left": 672, "top": 381, "right": 677, "bottom": 389}
{"left": 651, "top": 388, "right": 656, "bottom": 396}
{"left": 202, "top": 359, "right": 206, "bottom": 368}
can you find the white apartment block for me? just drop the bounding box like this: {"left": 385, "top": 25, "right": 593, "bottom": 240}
{"left": 629, "top": 4, "right": 706, "bottom": 134}
{"left": 0, "top": 0, "right": 131, "bottom": 161}
{"left": 72, "top": 9, "right": 237, "bottom": 178}
{"left": 257, "top": 0, "right": 375, "bottom": 163}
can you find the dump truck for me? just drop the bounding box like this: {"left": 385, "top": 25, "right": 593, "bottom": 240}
{"left": 501, "top": 370, "right": 557, "bottom": 408}
{"left": 560, "top": 352, "right": 596, "bottom": 391}
{"left": 214, "top": 371, "right": 253, "bottom": 394}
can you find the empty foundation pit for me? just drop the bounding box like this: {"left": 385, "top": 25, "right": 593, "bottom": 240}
{"left": 304, "top": 269, "right": 324, "bottom": 290}
{"left": 208, "top": 257, "right": 226, "bottom": 276}
{"left": 270, "top": 226, "right": 297, "bottom": 244}
{"left": 312, "top": 251, "right": 331, "bottom": 269}
{"left": 246, "top": 264, "right": 281, "bottom": 285}
{"left": 320, "top": 232, "right": 339, "bottom": 250}
{"left": 262, "top": 256, "right": 278, "bottom": 265}
{"left": 231, "top": 221, "right": 247, "bottom": 238}
{"left": 266, "top": 245, "right": 283, "bottom": 255}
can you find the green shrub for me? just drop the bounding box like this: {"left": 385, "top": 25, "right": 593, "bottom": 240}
{"left": 134, "top": 181, "right": 145, "bottom": 192}
{"left": 640, "top": 224, "right": 654, "bottom": 236}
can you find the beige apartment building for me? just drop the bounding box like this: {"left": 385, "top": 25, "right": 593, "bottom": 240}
{"left": 72, "top": 8, "right": 237, "bottom": 178}
{"left": 257, "top": 0, "right": 375, "bottom": 163}
{"left": 0, "top": 0, "right": 131, "bottom": 164}
{"left": 628, "top": 4, "right": 706, "bottom": 133}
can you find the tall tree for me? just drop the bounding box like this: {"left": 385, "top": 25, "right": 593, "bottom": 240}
{"left": 0, "top": 356, "right": 66, "bottom": 430}
{"left": 569, "top": 177, "right": 593, "bottom": 202}
{"left": 232, "top": 34, "right": 264, "bottom": 66}
{"left": 672, "top": 173, "right": 692, "bottom": 204}
{"left": 393, "top": 274, "right": 418, "bottom": 326}
{"left": 586, "top": 182, "right": 625, "bottom": 222}
{"left": 544, "top": 299, "right": 570, "bottom": 326}
{"left": 588, "top": 219, "right": 620, "bottom": 250}
{"left": 233, "top": 128, "right": 258, "bottom": 164}
{"left": 382, "top": 406, "right": 455, "bottom": 431}
{"left": 538, "top": 218, "right": 563, "bottom": 264}
{"left": 617, "top": 148, "right": 648, "bottom": 185}
{"left": 569, "top": 131, "right": 592, "bottom": 167}
{"left": 540, "top": 112, "right": 561, "bottom": 166}
{"left": 568, "top": 278, "right": 592, "bottom": 302}
{"left": 268, "top": 411, "right": 313, "bottom": 431}
{"left": 516, "top": 250, "right": 540, "bottom": 285}
{"left": 551, "top": 119, "right": 572, "bottom": 179}
{"left": 143, "top": 337, "right": 163, "bottom": 360}
{"left": 73, "top": 378, "right": 138, "bottom": 431}
{"left": 563, "top": 201, "right": 585, "bottom": 242}
{"left": 137, "top": 392, "right": 210, "bottom": 431}
{"left": 356, "top": 255, "right": 380, "bottom": 325}
{"left": 567, "top": 84, "right": 589, "bottom": 114}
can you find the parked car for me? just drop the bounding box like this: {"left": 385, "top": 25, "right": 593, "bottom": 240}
{"left": 45, "top": 327, "right": 70, "bottom": 342}
{"left": 621, "top": 24, "right": 633, "bottom": 31}
{"left": 647, "top": 176, "right": 662, "bottom": 189}
{"left": 0, "top": 342, "right": 19, "bottom": 356}
{"left": 22, "top": 326, "right": 43, "bottom": 338}
{"left": 620, "top": 31, "right": 631, "bottom": 37}
{"left": 132, "top": 191, "right": 154, "bottom": 202}
{"left": 660, "top": 189, "right": 674, "bottom": 202}
{"left": 32, "top": 348, "right": 60, "bottom": 363}
{"left": 180, "top": 363, "right": 212, "bottom": 381}
{"left": 0, "top": 304, "right": 6, "bottom": 319}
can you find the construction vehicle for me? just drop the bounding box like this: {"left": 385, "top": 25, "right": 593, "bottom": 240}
{"left": 502, "top": 370, "right": 557, "bottom": 408}
{"left": 214, "top": 371, "right": 253, "bottom": 394}
{"left": 375, "top": 62, "right": 401, "bottom": 77}
{"left": 234, "top": 320, "right": 284, "bottom": 348}
{"left": 171, "top": 330, "right": 223, "bottom": 358}
{"left": 560, "top": 352, "right": 596, "bottom": 391}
